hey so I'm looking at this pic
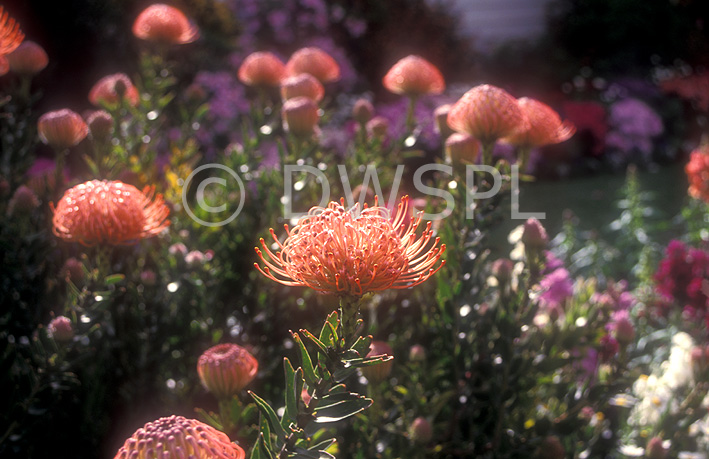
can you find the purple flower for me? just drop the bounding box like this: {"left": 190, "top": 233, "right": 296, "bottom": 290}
{"left": 538, "top": 268, "right": 574, "bottom": 310}
{"left": 606, "top": 98, "right": 663, "bottom": 157}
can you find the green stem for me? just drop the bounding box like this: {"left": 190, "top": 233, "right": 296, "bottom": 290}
{"left": 405, "top": 96, "right": 418, "bottom": 134}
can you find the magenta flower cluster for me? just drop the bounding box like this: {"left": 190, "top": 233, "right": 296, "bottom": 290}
{"left": 654, "top": 240, "right": 709, "bottom": 320}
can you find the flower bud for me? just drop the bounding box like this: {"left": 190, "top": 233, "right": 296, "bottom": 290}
{"left": 6, "top": 41, "right": 48, "bottom": 76}
{"left": 280, "top": 73, "right": 324, "bottom": 103}
{"left": 599, "top": 334, "right": 619, "bottom": 363}
{"left": 360, "top": 341, "right": 393, "bottom": 383}
{"left": 197, "top": 343, "right": 258, "bottom": 399}
{"left": 491, "top": 258, "right": 515, "bottom": 284}
{"left": 86, "top": 110, "right": 114, "bottom": 141}
{"left": 38, "top": 109, "right": 88, "bottom": 150}
{"left": 611, "top": 312, "right": 635, "bottom": 346}
{"left": 366, "top": 116, "right": 389, "bottom": 139}
{"left": 409, "top": 417, "right": 433, "bottom": 444}
{"left": 140, "top": 269, "right": 157, "bottom": 286}
{"left": 169, "top": 242, "right": 188, "bottom": 257}
{"left": 645, "top": 437, "right": 668, "bottom": 459}
{"left": 521, "top": 218, "right": 548, "bottom": 250}
{"left": 409, "top": 344, "right": 426, "bottom": 362}
{"left": 48, "top": 316, "right": 74, "bottom": 343}
{"left": 445, "top": 133, "right": 480, "bottom": 164}
{"left": 60, "top": 257, "right": 84, "bottom": 284}
{"left": 7, "top": 185, "right": 40, "bottom": 216}
{"left": 282, "top": 96, "right": 319, "bottom": 137}
{"left": 352, "top": 99, "right": 374, "bottom": 124}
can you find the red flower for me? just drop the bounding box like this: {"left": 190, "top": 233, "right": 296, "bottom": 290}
{"left": 0, "top": 7, "right": 23, "bottom": 56}
{"left": 0, "top": 55, "right": 8, "bottom": 76}
{"left": 6, "top": 40, "right": 47, "bottom": 76}
{"left": 280, "top": 73, "right": 324, "bottom": 103}
{"left": 686, "top": 146, "right": 709, "bottom": 203}
{"left": 132, "top": 4, "right": 199, "bottom": 44}
{"left": 197, "top": 343, "right": 258, "bottom": 399}
{"left": 52, "top": 180, "right": 170, "bottom": 246}
{"left": 114, "top": 415, "right": 245, "bottom": 459}
{"left": 447, "top": 84, "right": 529, "bottom": 144}
{"left": 503, "top": 97, "right": 575, "bottom": 147}
{"left": 89, "top": 73, "right": 140, "bottom": 108}
{"left": 281, "top": 96, "right": 320, "bottom": 137}
{"left": 561, "top": 101, "right": 607, "bottom": 156}
{"left": 285, "top": 47, "right": 340, "bottom": 83}
{"left": 237, "top": 51, "right": 286, "bottom": 87}
{"left": 255, "top": 196, "right": 445, "bottom": 296}
{"left": 382, "top": 55, "right": 445, "bottom": 97}
{"left": 37, "top": 109, "right": 88, "bottom": 150}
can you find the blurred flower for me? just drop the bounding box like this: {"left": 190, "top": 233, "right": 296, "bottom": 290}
{"left": 503, "top": 97, "right": 575, "bottom": 148}
{"left": 408, "top": 417, "right": 433, "bottom": 444}
{"left": 0, "top": 55, "right": 7, "bottom": 76}
{"left": 60, "top": 257, "right": 84, "bottom": 283}
{"left": 140, "top": 269, "right": 157, "bottom": 286}
{"left": 686, "top": 146, "right": 709, "bottom": 203}
{"left": 185, "top": 249, "right": 213, "bottom": 267}
{"left": 445, "top": 133, "right": 479, "bottom": 165}
{"left": 382, "top": 55, "right": 445, "bottom": 97}
{"left": 653, "top": 240, "right": 709, "bottom": 318}
{"left": 113, "top": 415, "right": 244, "bottom": 459}
{"left": 37, "top": 109, "right": 88, "bottom": 150}
{"left": 538, "top": 267, "right": 573, "bottom": 314}
{"left": 605, "top": 98, "right": 663, "bottom": 159}
{"left": 285, "top": 47, "right": 340, "bottom": 83}
{"left": 491, "top": 258, "right": 514, "bottom": 284}
{"left": 132, "top": 4, "right": 199, "bottom": 44}
{"left": 184, "top": 82, "right": 207, "bottom": 104}
{"left": 609, "top": 310, "right": 635, "bottom": 345}
{"left": 282, "top": 96, "right": 319, "bottom": 137}
{"left": 447, "top": 84, "right": 529, "bottom": 145}
{"left": 48, "top": 316, "right": 73, "bottom": 343}
{"left": 352, "top": 98, "right": 374, "bottom": 124}
{"left": 168, "top": 242, "right": 188, "bottom": 257}
{"left": 660, "top": 71, "right": 709, "bottom": 111}
{"left": 88, "top": 73, "right": 140, "bottom": 108}
{"left": 521, "top": 218, "right": 548, "bottom": 250}
{"left": 561, "top": 101, "right": 607, "bottom": 156}
{"left": 7, "top": 185, "right": 39, "bottom": 216}
{"left": 255, "top": 196, "right": 446, "bottom": 296}
{"left": 52, "top": 180, "right": 170, "bottom": 246}
{"left": 197, "top": 343, "right": 258, "bottom": 399}
{"left": 237, "top": 51, "right": 286, "bottom": 87}
{"left": 366, "top": 116, "right": 389, "bottom": 140}
{"left": 598, "top": 334, "right": 619, "bottom": 362}
{"left": 409, "top": 344, "right": 426, "bottom": 362}
{"left": 280, "top": 73, "right": 324, "bottom": 103}
{"left": 0, "top": 6, "right": 24, "bottom": 56}
{"left": 360, "top": 341, "right": 393, "bottom": 383}
{"left": 6, "top": 40, "right": 47, "bottom": 76}
{"left": 86, "top": 110, "right": 114, "bottom": 141}
{"left": 646, "top": 437, "right": 668, "bottom": 459}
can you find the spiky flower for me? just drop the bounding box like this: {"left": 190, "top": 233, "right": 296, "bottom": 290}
{"left": 0, "top": 7, "right": 23, "bottom": 56}
{"left": 52, "top": 180, "right": 169, "bottom": 246}
{"left": 37, "top": 109, "right": 88, "bottom": 150}
{"left": 255, "top": 196, "right": 445, "bottom": 296}
{"left": 113, "top": 415, "right": 245, "bottom": 459}
{"left": 503, "top": 97, "right": 575, "bottom": 147}
{"left": 132, "top": 4, "right": 199, "bottom": 44}
{"left": 197, "top": 343, "right": 258, "bottom": 399}
{"left": 382, "top": 55, "right": 445, "bottom": 97}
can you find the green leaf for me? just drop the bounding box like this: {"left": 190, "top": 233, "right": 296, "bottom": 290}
{"left": 104, "top": 274, "right": 125, "bottom": 285}
{"left": 250, "top": 432, "right": 275, "bottom": 459}
{"left": 293, "top": 333, "right": 319, "bottom": 386}
{"left": 292, "top": 447, "right": 335, "bottom": 459}
{"left": 194, "top": 408, "right": 223, "bottom": 431}
{"left": 300, "top": 329, "right": 328, "bottom": 356}
{"left": 349, "top": 335, "right": 373, "bottom": 358}
{"left": 312, "top": 394, "right": 372, "bottom": 423}
{"left": 258, "top": 413, "right": 272, "bottom": 451}
{"left": 318, "top": 312, "right": 339, "bottom": 369}
{"left": 249, "top": 391, "right": 287, "bottom": 441}
{"left": 282, "top": 358, "right": 297, "bottom": 429}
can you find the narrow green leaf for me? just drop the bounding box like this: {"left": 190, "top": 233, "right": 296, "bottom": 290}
{"left": 194, "top": 408, "right": 223, "bottom": 431}
{"left": 282, "top": 358, "right": 297, "bottom": 429}
{"left": 293, "top": 333, "right": 319, "bottom": 386}
{"left": 293, "top": 447, "right": 335, "bottom": 458}
{"left": 300, "top": 329, "right": 328, "bottom": 356}
{"left": 104, "top": 274, "right": 125, "bottom": 285}
{"left": 349, "top": 335, "right": 373, "bottom": 357}
{"left": 250, "top": 432, "right": 275, "bottom": 459}
{"left": 249, "top": 391, "right": 287, "bottom": 441}
{"left": 312, "top": 396, "right": 372, "bottom": 423}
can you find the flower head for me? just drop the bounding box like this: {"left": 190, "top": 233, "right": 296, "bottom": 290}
{"left": 52, "top": 180, "right": 170, "bottom": 246}
{"left": 86, "top": 110, "right": 114, "bottom": 140}
{"left": 114, "top": 415, "right": 245, "bottom": 459}
{"left": 445, "top": 133, "right": 480, "bottom": 164}
{"left": 281, "top": 96, "right": 319, "bottom": 137}
{"left": 48, "top": 316, "right": 74, "bottom": 342}
{"left": 285, "top": 47, "right": 340, "bottom": 83}
{"left": 37, "top": 109, "right": 88, "bottom": 150}
{"left": 6, "top": 40, "right": 47, "bottom": 76}
{"left": 89, "top": 73, "right": 140, "bottom": 108}
{"left": 366, "top": 116, "right": 390, "bottom": 140}
{"left": 447, "top": 84, "right": 529, "bottom": 144}
{"left": 0, "top": 7, "right": 23, "bottom": 56}
{"left": 280, "top": 73, "right": 324, "bottom": 103}
{"left": 197, "top": 343, "right": 258, "bottom": 399}
{"left": 409, "top": 417, "right": 433, "bottom": 444}
{"left": 255, "top": 196, "right": 445, "bottom": 296}
{"left": 360, "top": 341, "right": 394, "bottom": 383}
{"left": 237, "top": 51, "right": 286, "bottom": 87}
{"left": 132, "top": 4, "right": 199, "bottom": 44}
{"left": 0, "top": 55, "right": 8, "bottom": 76}
{"left": 382, "top": 55, "right": 445, "bottom": 97}
{"left": 352, "top": 99, "right": 374, "bottom": 124}
{"left": 7, "top": 185, "right": 39, "bottom": 216}
{"left": 686, "top": 146, "right": 709, "bottom": 203}
{"left": 503, "top": 97, "right": 575, "bottom": 147}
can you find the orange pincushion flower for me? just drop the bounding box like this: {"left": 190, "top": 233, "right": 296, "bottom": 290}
{"left": 197, "top": 343, "right": 258, "bottom": 399}
{"left": 0, "top": 7, "right": 23, "bottom": 56}
{"left": 37, "top": 109, "right": 88, "bottom": 150}
{"left": 255, "top": 196, "right": 446, "bottom": 296}
{"left": 89, "top": 73, "right": 140, "bottom": 108}
{"left": 686, "top": 147, "right": 709, "bottom": 203}
{"left": 447, "top": 84, "right": 529, "bottom": 144}
{"left": 114, "top": 415, "right": 245, "bottom": 459}
{"left": 132, "top": 4, "right": 199, "bottom": 44}
{"left": 280, "top": 73, "right": 325, "bottom": 103}
{"left": 52, "top": 180, "right": 170, "bottom": 246}
{"left": 503, "top": 97, "right": 575, "bottom": 147}
{"left": 382, "top": 55, "right": 445, "bottom": 97}
{"left": 237, "top": 51, "right": 286, "bottom": 87}
{"left": 7, "top": 40, "right": 48, "bottom": 76}
{"left": 0, "top": 55, "right": 8, "bottom": 76}
{"left": 285, "top": 47, "right": 340, "bottom": 84}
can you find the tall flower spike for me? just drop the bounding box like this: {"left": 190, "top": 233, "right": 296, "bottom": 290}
{"left": 503, "top": 97, "right": 575, "bottom": 148}
{"left": 52, "top": 180, "right": 170, "bottom": 246}
{"left": 197, "top": 343, "right": 258, "bottom": 399}
{"left": 0, "top": 7, "right": 23, "bottom": 56}
{"left": 382, "top": 55, "right": 445, "bottom": 97}
{"left": 237, "top": 51, "right": 286, "bottom": 87}
{"left": 132, "top": 3, "right": 199, "bottom": 44}
{"left": 255, "top": 196, "right": 446, "bottom": 296}
{"left": 447, "top": 84, "right": 529, "bottom": 145}
{"left": 114, "top": 415, "right": 245, "bottom": 459}
{"left": 285, "top": 47, "right": 340, "bottom": 84}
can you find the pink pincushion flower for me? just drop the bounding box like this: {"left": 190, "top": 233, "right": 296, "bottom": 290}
{"left": 237, "top": 51, "right": 286, "bottom": 87}
{"left": 255, "top": 196, "right": 445, "bottom": 296}
{"left": 382, "top": 55, "right": 445, "bottom": 97}
{"left": 132, "top": 4, "right": 199, "bottom": 44}
{"left": 538, "top": 268, "right": 573, "bottom": 311}
{"left": 197, "top": 343, "right": 258, "bottom": 399}
{"left": 285, "top": 47, "right": 340, "bottom": 83}
{"left": 38, "top": 109, "right": 88, "bottom": 150}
